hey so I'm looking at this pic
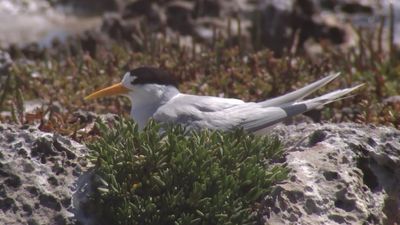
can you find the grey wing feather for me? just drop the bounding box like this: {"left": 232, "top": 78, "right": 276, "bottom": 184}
{"left": 153, "top": 94, "right": 245, "bottom": 128}
{"left": 240, "top": 84, "right": 363, "bottom": 133}
{"left": 259, "top": 73, "right": 340, "bottom": 107}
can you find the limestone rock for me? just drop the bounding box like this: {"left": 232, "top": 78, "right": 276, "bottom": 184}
{"left": 1, "top": 121, "right": 399, "bottom": 224}
{"left": 0, "top": 123, "right": 89, "bottom": 225}
{"left": 266, "top": 123, "right": 400, "bottom": 224}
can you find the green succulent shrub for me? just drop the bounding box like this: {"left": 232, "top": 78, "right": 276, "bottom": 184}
{"left": 87, "top": 118, "right": 289, "bottom": 225}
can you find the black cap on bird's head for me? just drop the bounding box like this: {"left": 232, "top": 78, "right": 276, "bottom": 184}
{"left": 85, "top": 66, "right": 177, "bottom": 100}
{"left": 127, "top": 67, "right": 177, "bottom": 87}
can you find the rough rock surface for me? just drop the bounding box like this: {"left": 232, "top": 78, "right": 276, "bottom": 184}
{"left": 1, "top": 121, "right": 399, "bottom": 224}
{"left": 3, "top": 0, "right": 397, "bottom": 57}
{"left": 99, "top": 0, "right": 389, "bottom": 54}
{"left": 0, "top": 50, "right": 12, "bottom": 75}
{"left": 266, "top": 122, "right": 400, "bottom": 225}
{"left": 0, "top": 0, "right": 102, "bottom": 48}
{"left": 0, "top": 123, "right": 89, "bottom": 225}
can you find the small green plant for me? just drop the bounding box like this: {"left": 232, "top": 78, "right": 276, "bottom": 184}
{"left": 87, "top": 118, "right": 288, "bottom": 225}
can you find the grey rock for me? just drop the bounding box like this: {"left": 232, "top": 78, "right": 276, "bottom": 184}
{"left": 166, "top": 1, "right": 195, "bottom": 35}
{"left": 104, "top": 0, "right": 370, "bottom": 53}
{"left": 1, "top": 119, "right": 399, "bottom": 224}
{"left": 383, "top": 95, "right": 400, "bottom": 105}
{"left": 316, "top": 0, "right": 375, "bottom": 14}
{"left": 59, "top": 0, "right": 122, "bottom": 13}
{"left": 265, "top": 122, "right": 400, "bottom": 225}
{"left": 0, "top": 123, "right": 89, "bottom": 225}
{"left": 0, "top": 50, "right": 12, "bottom": 75}
{"left": 255, "top": 0, "right": 354, "bottom": 55}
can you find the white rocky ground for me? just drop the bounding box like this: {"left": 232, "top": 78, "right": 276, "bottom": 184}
{"left": 0, "top": 123, "right": 89, "bottom": 225}
{"left": 0, "top": 121, "right": 399, "bottom": 224}
{"left": 268, "top": 123, "right": 400, "bottom": 224}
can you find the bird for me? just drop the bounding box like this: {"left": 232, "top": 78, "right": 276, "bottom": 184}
{"left": 85, "top": 66, "right": 363, "bottom": 133}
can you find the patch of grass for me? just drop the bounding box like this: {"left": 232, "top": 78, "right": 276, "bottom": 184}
{"left": 87, "top": 118, "right": 288, "bottom": 225}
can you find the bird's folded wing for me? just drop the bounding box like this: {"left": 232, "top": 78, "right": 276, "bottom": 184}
{"left": 153, "top": 94, "right": 245, "bottom": 128}
{"left": 201, "top": 103, "right": 287, "bottom": 131}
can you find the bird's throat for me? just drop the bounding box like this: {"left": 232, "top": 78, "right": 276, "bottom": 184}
{"left": 129, "top": 85, "right": 180, "bottom": 129}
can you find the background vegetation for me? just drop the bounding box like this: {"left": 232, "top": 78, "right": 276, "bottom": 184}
{"left": 1, "top": 25, "right": 399, "bottom": 139}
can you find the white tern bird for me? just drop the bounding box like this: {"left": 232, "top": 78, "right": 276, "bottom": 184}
{"left": 85, "top": 67, "right": 362, "bottom": 133}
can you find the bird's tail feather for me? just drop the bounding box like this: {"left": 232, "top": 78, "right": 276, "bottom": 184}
{"left": 248, "top": 84, "right": 364, "bottom": 133}
{"left": 259, "top": 72, "right": 341, "bottom": 107}
{"left": 283, "top": 84, "right": 364, "bottom": 118}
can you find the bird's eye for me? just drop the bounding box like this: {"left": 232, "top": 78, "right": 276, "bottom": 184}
{"left": 130, "top": 76, "right": 138, "bottom": 84}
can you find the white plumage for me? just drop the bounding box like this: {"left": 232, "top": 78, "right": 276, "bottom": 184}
{"left": 85, "top": 67, "right": 363, "bottom": 132}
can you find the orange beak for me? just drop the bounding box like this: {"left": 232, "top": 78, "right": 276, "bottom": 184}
{"left": 84, "top": 83, "right": 130, "bottom": 100}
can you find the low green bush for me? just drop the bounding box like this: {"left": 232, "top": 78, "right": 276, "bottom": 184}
{"left": 87, "top": 118, "right": 289, "bottom": 225}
